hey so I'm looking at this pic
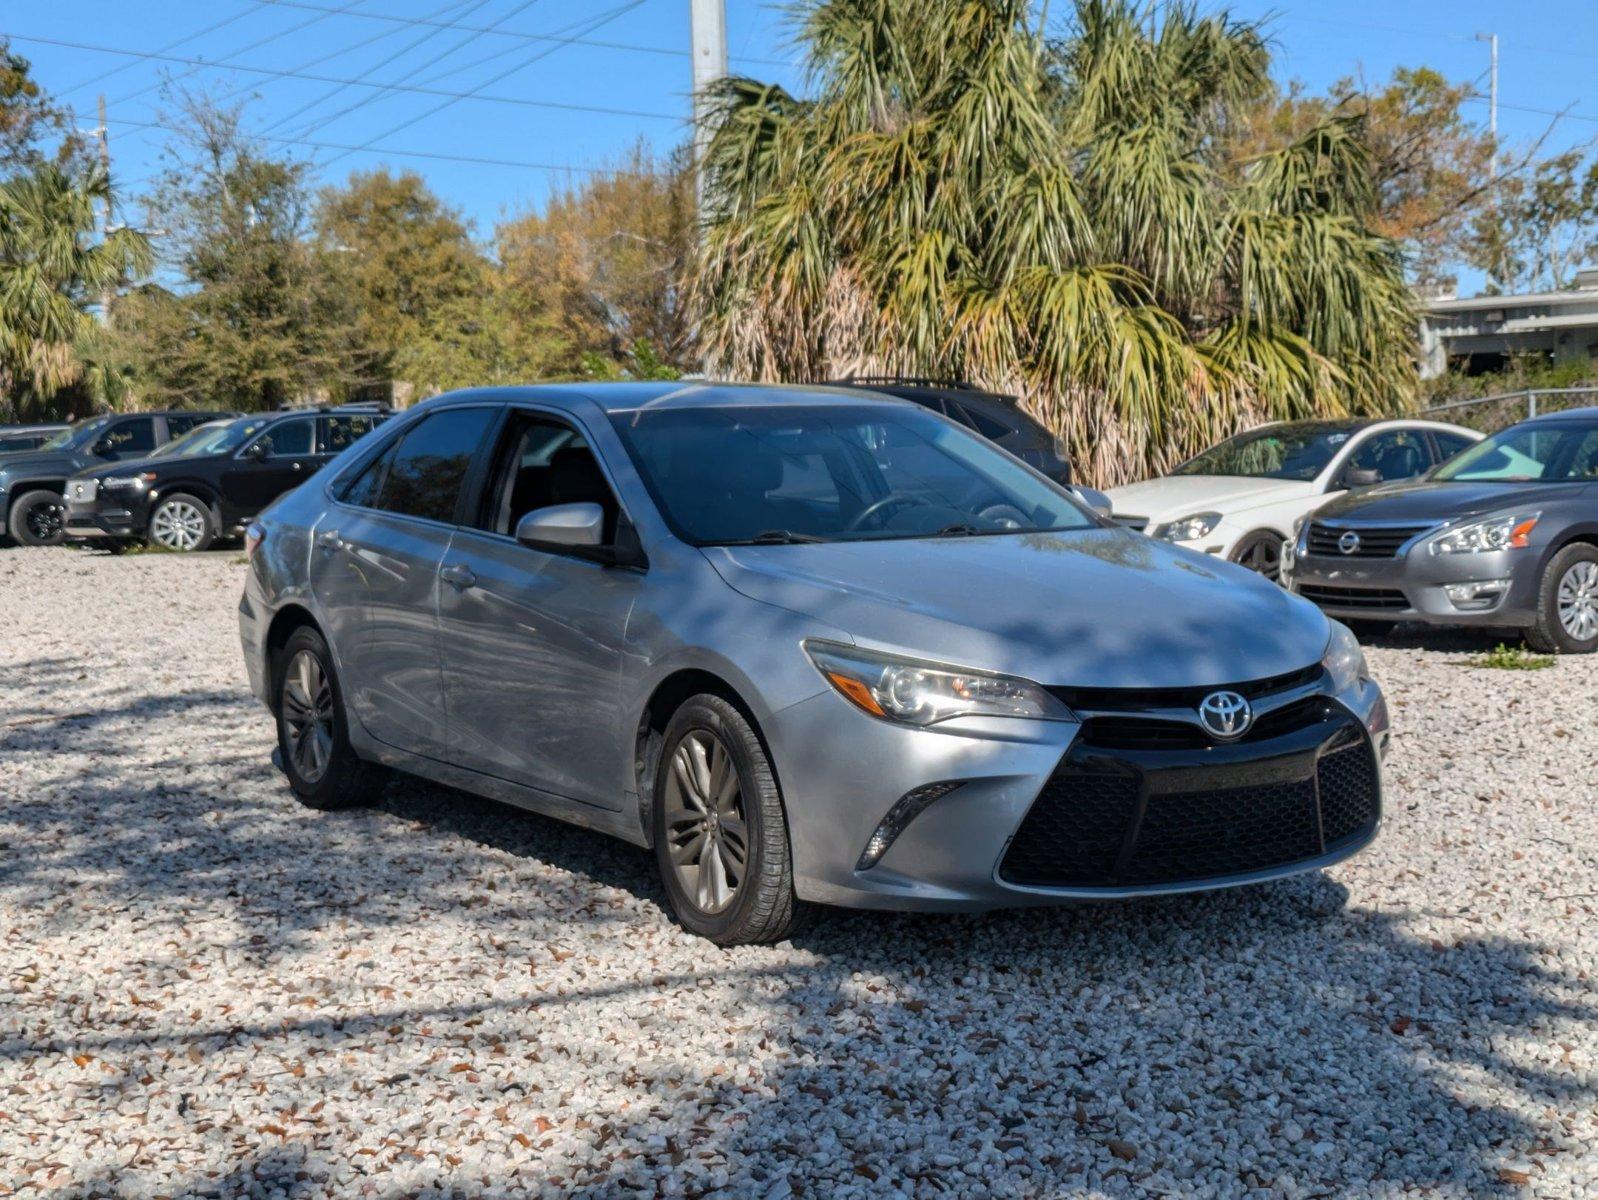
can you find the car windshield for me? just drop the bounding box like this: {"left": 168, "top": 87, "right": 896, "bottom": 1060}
{"left": 611, "top": 403, "right": 1097, "bottom": 545}
{"left": 1174, "top": 424, "right": 1356, "bottom": 481}
{"left": 1432, "top": 421, "right": 1598, "bottom": 483}
{"left": 158, "top": 417, "right": 269, "bottom": 458}
{"left": 39, "top": 415, "right": 114, "bottom": 451}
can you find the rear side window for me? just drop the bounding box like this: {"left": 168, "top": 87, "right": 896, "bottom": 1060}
{"left": 348, "top": 407, "right": 497, "bottom": 523}
{"left": 1433, "top": 432, "right": 1475, "bottom": 461}
{"left": 954, "top": 403, "right": 1014, "bottom": 441}
{"left": 320, "top": 414, "right": 381, "bottom": 453}
{"left": 166, "top": 413, "right": 212, "bottom": 437}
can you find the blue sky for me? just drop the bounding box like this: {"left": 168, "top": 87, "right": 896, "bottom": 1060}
{"left": 6, "top": 0, "right": 1595, "bottom": 248}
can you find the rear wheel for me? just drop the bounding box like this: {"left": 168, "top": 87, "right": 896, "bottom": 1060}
{"left": 7, "top": 489, "right": 65, "bottom": 547}
{"left": 274, "top": 626, "right": 389, "bottom": 809}
{"left": 652, "top": 695, "right": 807, "bottom": 945}
{"left": 148, "top": 493, "right": 216, "bottom": 552}
{"left": 1230, "top": 531, "right": 1284, "bottom": 582}
{"left": 1525, "top": 544, "right": 1598, "bottom": 654}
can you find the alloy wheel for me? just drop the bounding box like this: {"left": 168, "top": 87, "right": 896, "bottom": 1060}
{"left": 281, "top": 650, "right": 335, "bottom": 783}
{"left": 1240, "top": 537, "right": 1282, "bottom": 581}
{"left": 1557, "top": 560, "right": 1598, "bottom": 641}
{"left": 662, "top": 730, "right": 749, "bottom": 915}
{"left": 151, "top": 500, "right": 206, "bottom": 551}
{"left": 24, "top": 499, "right": 63, "bottom": 543}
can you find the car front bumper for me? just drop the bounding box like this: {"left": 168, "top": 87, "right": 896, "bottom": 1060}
{"left": 1285, "top": 541, "right": 1540, "bottom": 626}
{"left": 64, "top": 503, "right": 143, "bottom": 538}
{"left": 767, "top": 673, "right": 1387, "bottom": 911}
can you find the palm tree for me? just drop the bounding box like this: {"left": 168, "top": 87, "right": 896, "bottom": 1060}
{"left": 0, "top": 161, "right": 151, "bottom": 419}
{"left": 690, "top": 0, "right": 1416, "bottom": 485}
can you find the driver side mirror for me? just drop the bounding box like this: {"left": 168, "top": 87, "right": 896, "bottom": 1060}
{"left": 514, "top": 502, "right": 647, "bottom": 569}
{"left": 1073, "top": 485, "right": 1114, "bottom": 519}
{"left": 92, "top": 438, "right": 115, "bottom": 457}
{"left": 1342, "top": 466, "right": 1381, "bottom": 489}
{"left": 242, "top": 441, "right": 269, "bottom": 462}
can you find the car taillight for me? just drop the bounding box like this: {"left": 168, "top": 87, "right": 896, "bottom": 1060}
{"left": 244, "top": 522, "right": 266, "bottom": 561}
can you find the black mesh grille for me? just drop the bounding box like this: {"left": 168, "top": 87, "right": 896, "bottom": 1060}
{"left": 1306, "top": 522, "right": 1432, "bottom": 558}
{"left": 1000, "top": 716, "right": 1379, "bottom": 889}
{"left": 1318, "top": 741, "right": 1379, "bottom": 844}
{"left": 1297, "top": 583, "right": 1410, "bottom": 611}
{"left": 1049, "top": 663, "right": 1323, "bottom": 713}
{"left": 1119, "top": 777, "right": 1320, "bottom": 884}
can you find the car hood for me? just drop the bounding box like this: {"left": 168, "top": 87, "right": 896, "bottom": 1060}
{"left": 1315, "top": 478, "right": 1592, "bottom": 523}
{"left": 703, "top": 528, "right": 1329, "bottom": 689}
{"left": 1105, "top": 474, "right": 1316, "bottom": 522}
{"left": 0, "top": 449, "right": 83, "bottom": 481}
{"left": 73, "top": 451, "right": 184, "bottom": 481}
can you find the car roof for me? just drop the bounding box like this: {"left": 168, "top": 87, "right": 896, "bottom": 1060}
{"left": 426, "top": 381, "right": 919, "bottom": 416}
{"left": 1257, "top": 416, "right": 1477, "bottom": 436}
{"left": 826, "top": 378, "right": 1021, "bottom": 408}
{"left": 1522, "top": 405, "right": 1598, "bottom": 425}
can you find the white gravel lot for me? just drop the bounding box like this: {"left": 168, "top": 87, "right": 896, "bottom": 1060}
{"left": 1, "top": 547, "right": 1594, "bottom": 1199}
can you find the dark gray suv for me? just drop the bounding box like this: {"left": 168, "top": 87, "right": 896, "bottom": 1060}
{"left": 1285, "top": 408, "right": 1598, "bottom": 652}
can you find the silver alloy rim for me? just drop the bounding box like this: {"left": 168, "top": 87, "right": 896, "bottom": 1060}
{"left": 663, "top": 730, "right": 748, "bottom": 915}
{"left": 151, "top": 500, "right": 206, "bottom": 551}
{"left": 281, "top": 650, "right": 335, "bottom": 783}
{"left": 1557, "top": 560, "right": 1598, "bottom": 641}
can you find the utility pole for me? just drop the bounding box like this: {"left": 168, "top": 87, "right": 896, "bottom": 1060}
{"left": 689, "top": 0, "right": 727, "bottom": 213}
{"left": 95, "top": 93, "right": 116, "bottom": 323}
{"left": 1475, "top": 33, "right": 1499, "bottom": 290}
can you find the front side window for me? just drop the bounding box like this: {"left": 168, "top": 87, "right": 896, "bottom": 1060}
{"left": 476, "top": 412, "right": 620, "bottom": 539}
{"left": 103, "top": 418, "right": 156, "bottom": 455}
{"left": 1347, "top": 429, "right": 1431, "bottom": 482}
{"left": 1176, "top": 424, "right": 1355, "bottom": 481}
{"left": 353, "top": 407, "right": 497, "bottom": 523}
{"left": 611, "top": 403, "right": 1095, "bottom": 545}
{"left": 249, "top": 418, "right": 315, "bottom": 458}
{"left": 1435, "top": 422, "right": 1598, "bottom": 482}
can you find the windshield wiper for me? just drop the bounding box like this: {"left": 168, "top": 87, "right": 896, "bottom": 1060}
{"left": 710, "top": 529, "right": 827, "bottom": 545}
{"left": 934, "top": 523, "right": 982, "bottom": 537}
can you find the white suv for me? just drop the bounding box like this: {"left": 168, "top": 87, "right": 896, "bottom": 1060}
{"left": 1106, "top": 418, "right": 1482, "bottom": 579}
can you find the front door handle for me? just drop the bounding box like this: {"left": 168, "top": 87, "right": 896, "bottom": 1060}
{"left": 439, "top": 563, "right": 477, "bottom": 590}
{"left": 316, "top": 529, "right": 342, "bottom": 551}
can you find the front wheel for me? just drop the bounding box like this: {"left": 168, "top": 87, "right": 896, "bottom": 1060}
{"left": 274, "top": 626, "right": 389, "bottom": 809}
{"left": 1230, "top": 531, "right": 1284, "bottom": 582}
{"left": 148, "top": 493, "right": 216, "bottom": 552}
{"left": 1525, "top": 544, "right": 1598, "bottom": 654}
{"left": 7, "top": 489, "right": 66, "bottom": 547}
{"left": 652, "top": 695, "right": 808, "bottom": 945}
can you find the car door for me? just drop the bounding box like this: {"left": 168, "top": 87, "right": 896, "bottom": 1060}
{"left": 222, "top": 416, "right": 320, "bottom": 518}
{"left": 435, "top": 408, "right": 643, "bottom": 810}
{"left": 308, "top": 405, "right": 499, "bottom": 761}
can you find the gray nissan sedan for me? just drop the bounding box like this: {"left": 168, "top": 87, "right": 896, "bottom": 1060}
{"left": 240, "top": 383, "right": 1388, "bottom": 944}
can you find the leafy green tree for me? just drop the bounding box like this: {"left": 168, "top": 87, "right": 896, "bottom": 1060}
{"left": 0, "top": 40, "right": 82, "bottom": 172}
{"left": 692, "top": 0, "right": 1416, "bottom": 485}
{"left": 395, "top": 267, "right": 570, "bottom": 395}
{"left": 0, "top": 162, "right": 151, "bottom": 419}
{"left": 115, "top": 97, "right": 362, "bottom": 410}
{"left": 314, "top": 168, "right": 484, "bottom": 393}
{"left": 1469, "top": 150, "right": 1598, "bottom": 294}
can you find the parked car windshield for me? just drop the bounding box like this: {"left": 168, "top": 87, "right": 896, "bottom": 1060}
{"left": 611, "top": 403, "right": 1096, "bottom": 545}
{"left": 1432, "top": 421, "right": 1598, "bottom": 483}
{"left": 158, "top": 417, "right": 269, "bottom": 459}
{"left": 39, "top": 415, "right": 114, "bottom": 451}
{"left": 1174, "top": 424, "right": 1355, "bottom": 481}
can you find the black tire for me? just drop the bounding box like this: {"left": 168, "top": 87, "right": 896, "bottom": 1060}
{"left": 1524, "top": 543, "right": 1598, "bottom": 654}
{"left": 7, "top": 489, "right": 66, "bottom": 547}
{"left": 148, "top": 492, "right": 217, "bottom": 553}
{"left": 1341, "top": 618, "right": 1393, "bottom": 641}
{"left": 652, "top": 694, "right": 809, "bottom": 945}
{"left": 1230, "top": 530, "right": 1285, "bottom": 581}
{"left": 274, "top": 626, "right": 389, "bottom": 810}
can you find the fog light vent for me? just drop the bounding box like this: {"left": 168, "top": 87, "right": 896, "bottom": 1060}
{"left": 856, "top": 781, "right": 963, "bottom": 871}
{"left": 1444, "top": 579, "right": 1510, "bottom": 611}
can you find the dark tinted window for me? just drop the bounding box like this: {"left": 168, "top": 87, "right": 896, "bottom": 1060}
{"left": 104, "top": 418, "right": 156, "bottom": 454}
{"left": 1434, "top": 432, "right": 1475, "bottom": 461}
{"left": 341, "top": 441, "right": 395, "bottom": 509}
{"left": 956, "top": 403, "right": 1014, "bottom": 441}
{"left": 166, "top": 413, "right": 213, "bottom": 437}
{"left": 1348, "top": 429, "right": 1430, "bottom": 482}
{"left": 250, "top": 418, "right": 315, "bottom": 458}
{"left": 320, "top": 414, "right": 381, "bottom": 454}
{"left": 374, "top": 407, "right": 497, "bottom": 523}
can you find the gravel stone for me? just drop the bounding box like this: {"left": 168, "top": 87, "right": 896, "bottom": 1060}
{"left": 1, "top": 548, "right": 1594, "bottom": 1197}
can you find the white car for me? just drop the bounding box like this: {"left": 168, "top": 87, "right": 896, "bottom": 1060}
{"left": 1106, "top": 418, "right": 1483, "bottom": 579}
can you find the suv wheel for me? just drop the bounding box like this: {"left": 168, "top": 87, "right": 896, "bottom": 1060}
{"left": 7, "top": 489, "right": 66, "bottom": 547}
{"left": 652, "top": 695, "right": 808, "bottom": 945}
{"left": 1230, "top": 531, "right": 1284, "bottom": 581}
{"left": 149, "top": 494, "right": 216, "bottom": 552}
{"left": 1526, "top": 544, "right": 1598, "bottom": 654}
{"left": 274, "top": 626, "right": 389, "bottom": 809}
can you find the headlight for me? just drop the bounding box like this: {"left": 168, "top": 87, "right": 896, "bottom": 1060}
{"left": 1321, "top": 620, "right": 1369, "bottom": 692}
{"left": 1152, "top": 511, "right": 1221, "bottom": 542}
{"left": 804, "top": 640, "right": 1074, "bottom": 726}
{"left": 1429, "top": 512, "right": 1539, "bottom": 555}
{"left": 102, "top": 473, "right": 156, "bottom": 489}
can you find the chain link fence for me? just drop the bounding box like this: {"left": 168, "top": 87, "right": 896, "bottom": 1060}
{"left": 1420, "top": 386, "right": 1598, "bottom": 433}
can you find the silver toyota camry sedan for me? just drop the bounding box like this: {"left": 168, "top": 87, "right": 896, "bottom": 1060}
{"left": 240, "top": 383, "right": 1389, "bottom": 944}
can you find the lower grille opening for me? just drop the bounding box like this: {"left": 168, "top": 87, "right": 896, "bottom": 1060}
{"left": 1297, "top": 584, "right": 1409, "bottom": 611}
{"left": 1000, "top": 725, "right": 1380, "bottom": 889}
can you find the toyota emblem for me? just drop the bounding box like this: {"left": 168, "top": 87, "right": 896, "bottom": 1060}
{"left": 1198, "top": 690, "right": 1252, "bottom": 740}
{"left": 1337, "top": 529, "right": 1361, "bottom": 555}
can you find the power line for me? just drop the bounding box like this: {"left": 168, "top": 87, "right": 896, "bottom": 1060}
{"left": 105, "top": 112, "right": 605, "bottom": 174}
{"left": 316, "top": 0, "right": 651, "bottom": 169}
{"left": 0, "top": 30, "right": 680, "bottom": 123}
{"left": 252, "top": 0, "right": 792, "bottom": 68}
{"left": 54, "top": 2, "right": 267, "bottom": 98}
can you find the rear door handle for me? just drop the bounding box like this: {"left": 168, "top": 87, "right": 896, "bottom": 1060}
{"left": 439, "top": 563, "right": 477, "bottom": 589}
